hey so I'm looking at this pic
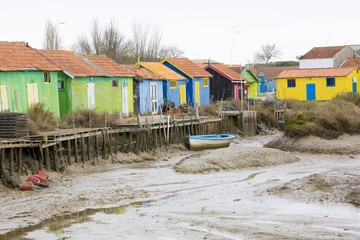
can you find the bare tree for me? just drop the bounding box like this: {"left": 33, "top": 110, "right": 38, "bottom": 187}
{"left": 43, "top": 19, "right": 62, "bottom": 50}
{"left": 72, "top": 18, "right": 129, "bottom": 63}
{"left": 73, "top": 18, "right": 184, "bottom": 64}
{"left": 254, "top": 44, "right": 281, "bottom": 64}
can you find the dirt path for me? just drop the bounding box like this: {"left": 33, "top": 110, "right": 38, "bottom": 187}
{"left": 1, "top": 133, "right": 360, "bottom": 239}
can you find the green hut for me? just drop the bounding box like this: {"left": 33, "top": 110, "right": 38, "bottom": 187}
{"left": 0, "top": 42, "right": 62, "bottom": 117}
{"left": 39, "top": 50, "right": 135, "bottom": 117}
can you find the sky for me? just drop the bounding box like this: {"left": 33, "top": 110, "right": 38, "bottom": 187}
{"left": 1, "top": 0, "right": 360, "bottom": 65}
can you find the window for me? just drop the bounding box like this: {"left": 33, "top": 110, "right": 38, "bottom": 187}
{"left": 112, "top": 80, "right": 118, "bottom": 88}
{"left": 326, "top": 77, "right": 335, "bottom": 87}
{"left": 202, "top": 78, "right": 209, "bottom": 87}
{"left": 170, "top": 80, "right": 177, "bottom": 89}
{"left": 287, "top": 79, "right": 296, "bottom": 88}
{"left": 44, "top": 72, "right": 51, "bottom": 83}
{"left": 58, "top": 81, "right": 64, "bottom": 90}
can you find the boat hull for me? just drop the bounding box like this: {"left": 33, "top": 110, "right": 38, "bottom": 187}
{"left": 187, "top": 134, "right": 235, "bottom": 151}
{"left": 188, "top": 138, "right": 232, "bottom": 151}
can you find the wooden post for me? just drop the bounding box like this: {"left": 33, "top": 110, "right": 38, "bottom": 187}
{"left": 81, "top": 134, "right": 86, "bottom": 162}
{"left": 94, "top": 134, "right": 99, "bottom": 157}
{"left": 43, "top": 136, "right": 50, "bottom": 170}
{"left": 53, "top": 144, "right": 59, "bottom": 172}
{"left": 103, "top": 130, "right": 108, "bottom": 159}
{"left": 0, "top": 149, "right": 4, "bottom": 181}
{"left": 87, "top": 136, "right": 91, "bottom": 162}
{"left": 153, "top": 129, "right": 158, "bottom": 149}
{"left": 158, "top": 126, "right": 163, "bottom": 147}
{"left": 9, "top": 148, "right": 14, "bottom": 176}
{"left": 135, "top": 133, "right": 140, "bottom": 154}
{"left": 67, "top": 140, "right": 71, "bottom": 165}
{"left": 108, "top": 132, "right": 112, "bottom": 156}
{"left": 74, "top": 138, "right": 79, "bottom": 163}
{"left": 128, "top": 132, "right": 133, "bottom": 152}
{"left": 58, "top": 140, "right": 64, "bottom": 164}
{"left": 115, "top": 133, "right": 119, "bottom": 153}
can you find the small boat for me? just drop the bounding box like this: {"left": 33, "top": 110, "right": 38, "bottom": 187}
{"left": 187, "top": 134, "right": 236, "bottom": 151}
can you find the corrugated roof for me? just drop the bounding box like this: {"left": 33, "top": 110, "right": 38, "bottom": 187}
{"left": 277, "top": 67, "right": 356, "bottom": 78}
{"left": 300, "top": 46, "right": 347, "bottom": 59}
{"left": 341, "top": 58, "right": 360, "bottom": 68}
{"left": 0, "top": 41, "right": 61, "bottom": 71}
{"left": 204, "top": 64, "right": 242, "bottom": 81}
{"left": 81, "top": 54, "right": 135, "bottom": 78}
{"left": 39, "top": 50, "right": 105, "bottom": 77}
{"left": 139, "top": 62, "right": 186, "bottom": 80}
{"left": 121, "top": 65, "right": 165, "bottom": 80}
{"left": 162, "top": 58, "right": 212, "bottom": 78}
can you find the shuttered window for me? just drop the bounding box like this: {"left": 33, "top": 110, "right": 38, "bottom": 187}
{"left": 170, "top": 80, "right": 177, "bottom": 89}
{"left": 202, "top": 78, "right": 208, "bottom": 87}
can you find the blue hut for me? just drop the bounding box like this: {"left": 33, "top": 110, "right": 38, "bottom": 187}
{"left": 123, "top": 65, "right": 165, "bottom": 114}
{"left": 161, "top": 58, "right": 212, "bottom": 107}
{"left": 138, "top": 62, "right": 187, "bottom": 107}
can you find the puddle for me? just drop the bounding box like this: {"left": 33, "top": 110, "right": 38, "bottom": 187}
{"left": 0, "top": 201, "right": 150, "bottom": 240}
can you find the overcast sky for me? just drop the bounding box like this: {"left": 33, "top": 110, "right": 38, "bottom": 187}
{"left": 1, "top": 0, "right": 359, "bottom": 65}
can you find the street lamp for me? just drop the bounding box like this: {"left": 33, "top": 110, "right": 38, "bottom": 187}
{"left": 229, "top": 30, "right": 241, "bottom": 67}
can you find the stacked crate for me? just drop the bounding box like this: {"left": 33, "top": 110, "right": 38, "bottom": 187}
{"left": 0, "top": 112, "right": 29, "bottom": 139}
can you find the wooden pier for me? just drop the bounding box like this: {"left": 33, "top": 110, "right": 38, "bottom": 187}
{"left": 0, "top": 116, "right": 240, "bottom": 185}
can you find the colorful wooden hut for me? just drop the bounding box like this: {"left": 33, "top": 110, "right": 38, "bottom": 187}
{"left": 39, "top": 50, "right": 135, "bottom": 117}
{"left": 203, "top": 64, "right": 244, "bottom": 101}
{"left": 122, "top": 65, "right": 165, "bottom": 114}
{"left": 138, "top": 62, "right": 187, "bottom": 107}
{"left": 161, "top": 58, "right": 212, "bottom": 107}
{"left": 0, "top": 42, "right": 62, "bottom": 117}
{"left": 276, "top": 67, "right": 360, "bottom": 101}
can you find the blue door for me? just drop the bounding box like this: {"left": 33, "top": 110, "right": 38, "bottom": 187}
{"left": 353, "top": 82, "right": 357, "bottom": 93}
{"left": 306, "top": 84, "right": 316, "bottom": 101}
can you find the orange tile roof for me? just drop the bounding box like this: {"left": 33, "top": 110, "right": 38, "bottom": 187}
{"left": 39, "top": 50, "right": 105, "bottom": 77}
{"left": 204, "top": 64, "right": 242, "bottom": 81}
{"left": 277, "top": 67, "right": 356, "bottom": 79}
{"left": 163, "top": 58, "right": 212, "bottom": 78}
{"left": 81, "top": 54, "right": 135, "bottom": 78}
{"left": 0, "top": 41, "right": 61, "bottom": 71}
{"left": 253, "top": 66, "right": 298, "bottom": 79}
{"left": 300, "top": 46, "right": 347, "bottom": 59}
{"left": 139, "top": 62, "right": 186, "bottom": 80}
{"left": 121, "top": 65, "right": 165, "bottom": 80}
{"left": 341, "top": 58, "right": 360, "bottom": 68}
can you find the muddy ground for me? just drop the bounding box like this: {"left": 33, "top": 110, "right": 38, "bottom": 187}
{"left": 1, "top": 131, "right": 360, "bottom": 239}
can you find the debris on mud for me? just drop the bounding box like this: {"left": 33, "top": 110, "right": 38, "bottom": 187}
{"left": 174, "top": 146, "right": 300, "bottom": 174}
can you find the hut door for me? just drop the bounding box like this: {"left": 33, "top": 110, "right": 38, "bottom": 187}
{"left": 122, "top": 85, "right": 128, "bottom": 115}
{"left": 306, "top": 84, "right": 316, "bottom": 101}
{"left": 150, "top": 82, "right": 157, "bottom": 113}
{"left": 180, "top": 85, "right": 186, "bottom": 104}
{"left": 195, "top": 81, "right": 200, "bottom": 106}
{"left": 234, "top": 85, "right": 239, "bottom": 100}
{"left": 27, "top": 83, "right": 39, "bottom": 107}
{"left": 0, "top": 85, "right": 9, "bottom": 111}
{"left": 87, "top": 83, "right": 95, "bottom": 109}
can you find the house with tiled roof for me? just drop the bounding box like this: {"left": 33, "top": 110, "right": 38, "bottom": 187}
{"left": 138, "top": 62, "right": 187, "bottom": 107}
{"left": 39, "top": 50, "right": 135, "bottom": 117}
{"left": 276, "top": 67, "right": 360, "bottom": 101}
{"left": 0, "top": 42, "right": 62, "bottom": 117}
{"left": 252, "top": 65, "right": 298, "bottom": 93}
{"left": 122, "top": 65, "right": 165, "bottom": 114}
{"left": 203, "top": 64, "right": 244, "bottom": 101}
{"left": 161, "top": 58, "right": 212, "bottom": 107}
{"left": 299, "top": 46, "right": 358, "bottom": 69}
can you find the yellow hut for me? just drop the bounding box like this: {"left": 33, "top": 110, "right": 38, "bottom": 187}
{"left": 276, "top": 67, "right": 360, "bottom": 101}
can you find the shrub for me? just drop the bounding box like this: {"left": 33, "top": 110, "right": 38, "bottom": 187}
{"left": 28, "top": 103, "right": 56, "bottom": 134}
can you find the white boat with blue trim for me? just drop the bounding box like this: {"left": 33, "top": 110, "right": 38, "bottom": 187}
{"left": 187, "top": 134, "right": 236, "bottom": 150}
